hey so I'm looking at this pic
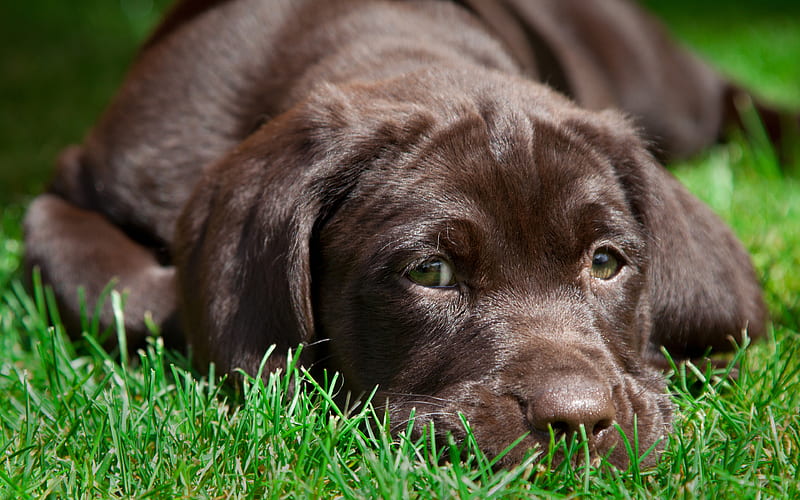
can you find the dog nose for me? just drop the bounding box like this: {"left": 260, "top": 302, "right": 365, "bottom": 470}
{"left": 525, "top": 377, "right": 616, "bottom": 446}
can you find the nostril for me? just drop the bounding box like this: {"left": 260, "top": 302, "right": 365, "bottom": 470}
{"left": 591, "top": 418, "right": 613, "bottom": 439}
{"left": 547, "top": 420, "right": 570, "bottom": 437}
{"left": 542, "top": 419, "right": 610, "bottom": 439}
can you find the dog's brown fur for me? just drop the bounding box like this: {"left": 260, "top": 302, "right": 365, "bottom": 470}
{"left": 25, "top": 0, "right": 776, "bottom": 467}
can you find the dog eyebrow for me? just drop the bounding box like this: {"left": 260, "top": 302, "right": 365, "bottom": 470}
{"left": 568, "top": 198, "right": 645, "bottom": 246}
{"left": 377, "top": 218, "right": 483, "bottom": 253}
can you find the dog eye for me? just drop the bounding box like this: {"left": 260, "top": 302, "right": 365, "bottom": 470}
{"left": 407, "top": 258, "right": 457, "bottom": 287}
{"left": 590, "top": 248, "right": 622, "bottom": 280}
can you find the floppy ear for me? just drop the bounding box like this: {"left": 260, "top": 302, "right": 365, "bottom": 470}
{"left": 609, "top": 131, "right": 767, "bottom": 363}
{"left": 174, "top": 85, "right": 434, "bottom": 377}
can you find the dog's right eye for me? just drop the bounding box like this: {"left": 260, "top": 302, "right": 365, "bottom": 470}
{"left": 590, "top": 247, "right": 623, "bottom": 280}
{"left": 407, "top": 258, "right": 457, "bottom": 288}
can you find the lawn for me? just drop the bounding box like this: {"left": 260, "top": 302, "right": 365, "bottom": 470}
{"left": 1, "top": 0, "right": 799, "bottom": 498}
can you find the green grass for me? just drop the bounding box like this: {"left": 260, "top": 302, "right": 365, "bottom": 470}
{"left": 2, "top": 1, "right": 800, "bottom": 498}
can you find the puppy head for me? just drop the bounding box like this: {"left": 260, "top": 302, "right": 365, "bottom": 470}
{"left": 175, "top": 72, "right": 765, "bottom": 467}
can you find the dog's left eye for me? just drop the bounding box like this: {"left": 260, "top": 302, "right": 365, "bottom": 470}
{"left": 407, "top": 258, "right": 457, "bottom": 288}
{"left": 590, "top": 248, "right": 623, "bottom": 280}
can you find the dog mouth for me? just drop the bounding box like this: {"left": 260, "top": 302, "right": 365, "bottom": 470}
{"left": 379, "top": 374, "right": 672, "bottom": 469}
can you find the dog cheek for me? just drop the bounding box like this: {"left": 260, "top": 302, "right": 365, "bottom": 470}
{"left": 589, "top": 271, "right": 651, "bottom": 364}
{"left": 314, "top": 263, "right": 435, "bottom": 391}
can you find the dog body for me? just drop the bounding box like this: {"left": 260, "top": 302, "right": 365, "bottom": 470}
{"left": 25, "top": 0, "right": 768, "bottom": 467}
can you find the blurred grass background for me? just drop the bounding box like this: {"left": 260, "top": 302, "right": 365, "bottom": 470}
{"left": 645, "top": 0, "right": 800, "bottom": 109}
{"left": 0, "top": 0, "right": 171, "bottom": 201}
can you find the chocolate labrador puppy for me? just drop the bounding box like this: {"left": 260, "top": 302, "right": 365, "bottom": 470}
{"left": 25, "top": 0, "right": 773, "bottom": 467}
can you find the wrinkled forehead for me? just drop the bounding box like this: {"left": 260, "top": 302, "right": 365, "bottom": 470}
{"left": 321, "top": 110, "right": 644, "bottom": 263}
{"left": 366, "top": 113, "right": 631, "bottom": 223}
